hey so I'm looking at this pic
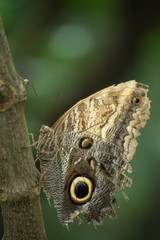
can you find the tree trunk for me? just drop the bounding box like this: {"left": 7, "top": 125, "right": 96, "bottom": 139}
{"left": 0, "top": 18, "right": 47, "bottom": 240}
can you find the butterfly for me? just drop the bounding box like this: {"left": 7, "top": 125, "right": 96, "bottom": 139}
{"left": 37, "top": 80, "right": 150, "bottom": 226}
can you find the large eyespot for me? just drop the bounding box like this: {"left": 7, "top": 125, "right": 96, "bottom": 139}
{"left": 79, "top": 137, "right": 93, "bottom": 149}
{"left": 69, "top": 176, "right": 94, "bottom": 204}
{"left": 132, "top": 96, "right": 141, "bottom": 104}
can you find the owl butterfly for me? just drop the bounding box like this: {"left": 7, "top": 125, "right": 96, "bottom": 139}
{"left": 37, "top": 80, "right": 150, "bottom": 226}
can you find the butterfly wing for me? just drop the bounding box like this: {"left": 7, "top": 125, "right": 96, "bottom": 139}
{"left": 53, "top": 80, "right": 150, "bottom": 162}
{"left": 37, "top": 80, "right": 150, "bottom": 226}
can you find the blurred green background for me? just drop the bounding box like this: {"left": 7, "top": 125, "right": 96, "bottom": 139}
{"left": 0, "top": 0, "right": 160, "bottom": 239}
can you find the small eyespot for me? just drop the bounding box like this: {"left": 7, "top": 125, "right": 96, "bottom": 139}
{"left": 132, "top": 97, "right": 141, "bottom": 104}
{"left": 69, "top": 176, "right": 94, "bottom": 204}
{"left": 79, "top": 137, "right": 93, "bottom": 149}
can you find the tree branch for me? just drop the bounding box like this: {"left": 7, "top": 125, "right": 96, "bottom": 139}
{"left": 0, "top": 17, "right": 47, "bottom": 239}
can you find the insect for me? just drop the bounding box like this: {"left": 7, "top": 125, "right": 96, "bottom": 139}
{"left": 37, "top": 80, "right": 150, "bottom": 226}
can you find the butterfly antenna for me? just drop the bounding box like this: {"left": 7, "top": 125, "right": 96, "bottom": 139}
{"left": 31, "top": 83, "right": 48, "bottom": 124}
{"left": 49, "top": 92, "right": 60, "bottom": 125}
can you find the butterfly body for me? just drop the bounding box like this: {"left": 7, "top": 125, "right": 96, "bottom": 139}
{"left": 37, "top": 80, "right": 150, "bottom": 226}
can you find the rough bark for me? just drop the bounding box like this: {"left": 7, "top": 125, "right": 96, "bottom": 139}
{"left": 0, "top": 18, "right": 47, "bottom": 239}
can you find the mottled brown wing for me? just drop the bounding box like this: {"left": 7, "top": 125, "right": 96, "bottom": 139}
{"left": 52, "top": 80, "right": 150, "bottom": 162}
{"left": 37, "top": 80, "right": 150, "bottom": 226}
